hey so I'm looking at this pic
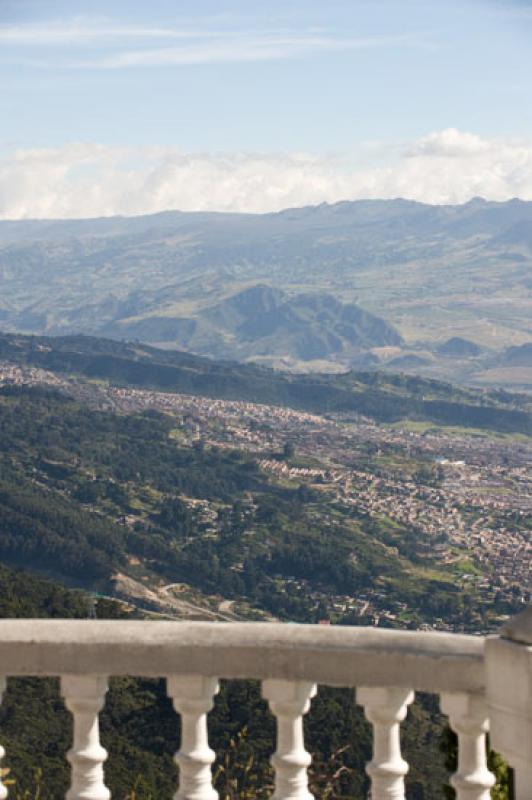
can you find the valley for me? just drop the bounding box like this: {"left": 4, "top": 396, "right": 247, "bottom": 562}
{"left": 0, "top": 338, "right": 529, "bottom": 631}
{"left": 2, "top": 4, "right": 530, "bottom": 796}
{"left": 1, "top": 198, "right": 531, "bottom": 388}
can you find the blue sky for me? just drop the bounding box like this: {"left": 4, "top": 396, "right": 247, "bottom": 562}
{"left": 1, "top": 0, "right": 532, "bottom": 218}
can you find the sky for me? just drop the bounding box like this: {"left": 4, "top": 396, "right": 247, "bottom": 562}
{"left": 1, "top": 0, "right": 532, "bottom": 219}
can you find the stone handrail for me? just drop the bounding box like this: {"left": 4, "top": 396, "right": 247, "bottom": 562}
{"left": 0, "top": 616, "right": 529, "bottom": 800}
{"left": 0, "top": 620, "right": 484, "bottom": 690}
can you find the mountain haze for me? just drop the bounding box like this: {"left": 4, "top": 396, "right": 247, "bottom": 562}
{"left": 1, "top": 197, "right": 530, "bottom": 384}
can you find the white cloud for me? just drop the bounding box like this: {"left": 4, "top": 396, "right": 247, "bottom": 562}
{"left": 0, "top": 19, "right": 222, "bottom": 45}
{"left": 95, "top": 34, "right": 411, "bottom": 69}
{"left": 0, "top": 17, "right": 432, "bottom": 69}
{"left": 1, "top": 129, "right": 532, "bottom": 220}
{"left": 409, "top": 128, "right": 491, "bottom": 157}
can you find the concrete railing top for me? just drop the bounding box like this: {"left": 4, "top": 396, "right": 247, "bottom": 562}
{"left": 0, "top": 620, "right": 485, "bottom": 692}
{"left": 501, "top": 605, "right": 532, "bottom": 645}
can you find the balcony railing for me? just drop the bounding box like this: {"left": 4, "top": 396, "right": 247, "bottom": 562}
{"left": 0, "top": 610, "right": 530, "bottom": 800}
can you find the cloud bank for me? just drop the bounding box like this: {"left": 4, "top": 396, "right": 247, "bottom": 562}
{"left": 1, "top": 129, "right": 532, "bottom": 220}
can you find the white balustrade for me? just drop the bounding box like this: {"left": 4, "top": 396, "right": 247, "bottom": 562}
{"left": 167, "top": 675, "right": 219, "bottom": 800}
{"left": 0, "top": 617, "right": 527, "bottom": 798}
{"left": 440, "top": 692, "right": 495, "bottom": 800}
{"left": 0, "top": 677, "right": 7, "bottom": 800}
{"left": 262, "top": 679, "right": 316, "bottom": 800}
{"left": 61, "top": 675, "right": 110, "bottom": 800}
{"left": 357, "top": 686, "right": 414, "bottom": 800}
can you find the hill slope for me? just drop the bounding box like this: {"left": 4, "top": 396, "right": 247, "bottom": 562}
{"left": 0, "top": 563, "right": 451, "bottom": 800}
{"left": 107, "top": 285, "right": 402, "bottom": 363}
{"left": 1, "top": 198, "right": 530, "bottom": 381}
{"left": 0, "top": 332, "right": 522, "bottom": 799}
{"left": 0, "top": 332, "right": 529, "bottom": 434}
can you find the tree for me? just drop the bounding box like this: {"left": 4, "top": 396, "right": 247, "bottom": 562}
{"left": 283, "top": 441, "right": 296, "bottom": 460}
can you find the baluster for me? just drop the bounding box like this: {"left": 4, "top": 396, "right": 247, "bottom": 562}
{"left": 167, "top": 675, "right": 219, "bottom": 800}
{"left": 61, "top": 675, "right": 110, "bottom": 800}
{"left": 440, "top": 692, "right": 495, "bottom": 800}
{"left": 356, "top": 686, "right": 414, "bottom": 800}
{"left": 0, "top": 677, "right": 7, "bottom": 800}
{"left": 262, "top": 679, "right": 316, "bottom": 800}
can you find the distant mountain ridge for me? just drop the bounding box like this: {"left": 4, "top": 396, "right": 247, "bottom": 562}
{"left": 0, "top": 197, "right": 531, "bottom": 383}
{"left": 1, "top": 196, "right": 531, "bottom": 243}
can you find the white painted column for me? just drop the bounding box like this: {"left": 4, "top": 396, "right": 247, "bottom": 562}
{"left": 440, "top": 692, "right": 495, "bottom": 800}
{"left": 262, "top": 679, "right": 316, "bottom": 800}
{"left": 485, "top": 606, "right": 532, "bottom": 800}
{"left": 61, "top": 675, "right": 110, "bottom": 800}
{"left": 167, "top": 675, "right": 219, "bottom": 800}
{"left": 0, "top": 677, "right": 7, "bottom": 800}
{"left": 356, "top": 686, "right": 414, "bottom": 800}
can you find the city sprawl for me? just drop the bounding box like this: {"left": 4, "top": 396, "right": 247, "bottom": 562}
{"left": 1, "top": 360, "right": 529, "bottom": 631}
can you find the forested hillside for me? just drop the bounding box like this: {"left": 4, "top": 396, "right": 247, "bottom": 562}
{"left": 1, "top": 333, "right": 529, "bottom": 434}
{"left": 0, "top": 564, "right": 455, "bottom": 800}
{"left": 0, "top": 332, "right": 523, "bottom": 798}
{"left": 0, "top": 383, "right": 493, "bottom": 625}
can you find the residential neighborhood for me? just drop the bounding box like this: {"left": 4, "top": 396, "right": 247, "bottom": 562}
{"left": 1, "top": 360, "right": 529, "bottom": 630}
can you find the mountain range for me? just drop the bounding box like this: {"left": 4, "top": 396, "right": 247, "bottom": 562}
{"left": 0, "top": 197, "right": 531, "bottom": 386}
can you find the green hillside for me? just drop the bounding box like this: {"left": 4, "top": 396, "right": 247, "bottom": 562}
{"left": 1, "top": 333, "right": 529, "bottom": 434}
{"left": 0, "top": 383, "right": 493, "bottom": 626}
{"left": 0, "top": 337, "right": 518, "bottom": 799}
{"left": 0, "top": 564, "right": 459, "bottom": 800}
